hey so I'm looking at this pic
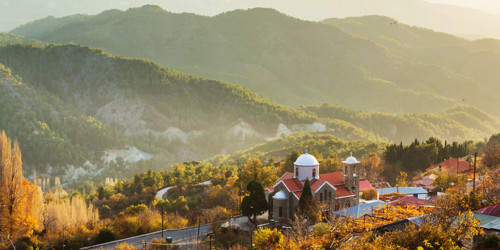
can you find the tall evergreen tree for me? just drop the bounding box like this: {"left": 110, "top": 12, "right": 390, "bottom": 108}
{"left": 241, "top": 180, "right": 267, "bottom": 225}
{"left": 295, "top": 177, "right": 319, "bottom": 223}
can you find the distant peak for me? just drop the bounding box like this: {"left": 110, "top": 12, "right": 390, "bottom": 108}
{"left": 216, "top": 7, "right": 288, "bottom": 18}
{"left": 127, "top": 4, "right": 169, "bottom": 14}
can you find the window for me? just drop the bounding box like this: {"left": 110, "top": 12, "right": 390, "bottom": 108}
{"left": 279, "top": 207, "right": 283, "bottom": 217}
{"left": 320, "top": 193, "right": 323, "bottom": 201}
{"left": 329, "top": 191, "right": 332, "bottom": 200}
{"left": 312, "top": 168, "right": 316, "bottom": 178}
{"left": 296, "top": 167, "right": 299, "bottom": 176}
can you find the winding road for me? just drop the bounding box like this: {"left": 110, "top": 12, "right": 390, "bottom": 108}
{"left": 80, "top": 216, "right": 250, "bottom": 250}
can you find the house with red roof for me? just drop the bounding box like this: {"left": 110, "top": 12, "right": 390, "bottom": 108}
{"left": 268, "top": 152, "right": 360, "bottom": 220}
{"left": 427, "top": 158, "right": 472, "bottom": 173}
{"left": 359, "top": 179, "right": 374, "bottom": 193}
{"left": 476, "top": 203, "right": 500, "bottom": 217}
{"left": 388, "top": 196, "right": 429, "bottom": 207}
{"left": 413, "top": 174, "right": 436, "bottom": 191}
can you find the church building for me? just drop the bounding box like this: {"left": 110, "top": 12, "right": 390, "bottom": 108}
{"left": 267, "top": 152, "right": 360, "bottom": 220}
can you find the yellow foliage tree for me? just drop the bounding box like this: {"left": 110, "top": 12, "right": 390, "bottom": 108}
{"left": 254, "top": 228, "right": 284, "bottom": 249}
{"left": 238, "top": 157, "right": 278, "bottom": 188}
{"left": 0, "top": 131, "right": 40, "bottom": 246}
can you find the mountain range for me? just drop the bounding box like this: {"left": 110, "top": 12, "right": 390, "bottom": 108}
{"left": 4, "top": 0, "right": 500, "bottom": 40}
{"left": 2, "top": 6, "right": 500, "bottom": 181}
{"left": 10, "top": 6, "right": 500, "bottom": 118}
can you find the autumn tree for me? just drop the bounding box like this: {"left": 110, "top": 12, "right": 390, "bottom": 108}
{"left": 482, "top": 142, "right": 500, "bottom": 169}
{"left": 395, "top": 171, "right": 409, "bottom": 187}
{"left": 253, "top": 228, "right": 285, "bottom": 249}
{"left": 238, "top": 157, "right": 277, "bottom": 188}
{"left": 0, "top": 131, "right": 40, "bottom": 246}
{"left": 362, "top": 153, "right": 382, "bottom": 179}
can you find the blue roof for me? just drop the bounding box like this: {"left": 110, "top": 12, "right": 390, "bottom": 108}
{"left": 333, "top": 201, "right": 386, "bottom": 219}
{"left": 474, "top": 213, "right": 500, "bottom": 231}
{"left": 377, "top": 187, "right": 428, "bottom": 195}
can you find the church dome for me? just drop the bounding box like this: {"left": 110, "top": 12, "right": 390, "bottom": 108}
{"left": 273, "top": 190, "right": 288, "bottom": 200}
{"left": 342, "top": 155, "right": 360, "bottom": 164}
{"left": 294, "top": 153, "right": 319, "bottom": 166}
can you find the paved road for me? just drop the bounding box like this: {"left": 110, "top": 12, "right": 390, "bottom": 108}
{"left": 155, "top": 186, "right": 173, "bottom": 199}
{"left": 81, "top": 216, "right": 250, "bottom": 250}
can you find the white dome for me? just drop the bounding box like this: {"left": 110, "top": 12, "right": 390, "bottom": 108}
{"left": 342, "top": 155, "right": 360, "bottom": 164}
{"left": 294, "top": 153, "right": 319, "bottom": 166}
{"left": 273, "top": 190, "right": 288, "bottom": 200}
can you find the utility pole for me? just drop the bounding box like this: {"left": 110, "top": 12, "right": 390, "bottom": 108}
{"left": 473, "top": 152, "right": 477, "bottom": 193}
{"left": 197, "top": 213, "right": 200, "bottom": 237}
{"left": 62, "top": 225, "right": 65, "bottom": 250}
{"left": 161, "top": 206, "right": 164, "bottom": 240}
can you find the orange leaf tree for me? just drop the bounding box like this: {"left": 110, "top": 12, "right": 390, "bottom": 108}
{"left": 0, "top": 131, "right": 40, "bottom": 247}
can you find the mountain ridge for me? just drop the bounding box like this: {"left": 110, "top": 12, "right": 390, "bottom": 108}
{"left": 11, "top": 6, "right": 483, "bottom": 116}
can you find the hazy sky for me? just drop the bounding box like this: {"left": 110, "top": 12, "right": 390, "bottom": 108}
{"left": 425, "top": 0, "right": 500, "bottom": 15}
{"left": 3, "top": 0, "right": 500, "bottom": 39}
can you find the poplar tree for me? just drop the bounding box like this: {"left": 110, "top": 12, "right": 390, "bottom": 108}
{"left": 0, "top": 131, "right": 40, "bottom": 246}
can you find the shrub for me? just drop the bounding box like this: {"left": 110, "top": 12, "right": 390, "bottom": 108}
{"left": 95, "top": 226, "right": 116, "bottom": 244}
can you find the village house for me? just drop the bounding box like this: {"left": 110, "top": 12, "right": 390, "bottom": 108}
{"left": 427, "top": 158, "right": 473, "bottom": 173}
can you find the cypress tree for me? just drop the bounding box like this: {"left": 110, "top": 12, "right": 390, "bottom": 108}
{"left": 295, "top": 177, "right": 319, "bottom": 222}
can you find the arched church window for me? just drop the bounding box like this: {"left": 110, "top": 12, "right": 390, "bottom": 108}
{"left": 320, "top": 193, "right": 323, "bottom": 201}
{"left": 296, "top": 167, "right": 299, "bottom": 177}
{"left": 312, "top": 168, "right": 316, "bottom": 178}
{"left": 329, "top": 191, "right": 332, "bottom": 200}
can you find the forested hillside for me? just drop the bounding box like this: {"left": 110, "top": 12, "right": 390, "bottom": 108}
{"left": 0, "top": 63, "right": 123, "bottom": 171}
{"left": 1, "top": 42, "right": 498, "bottom": 182}
{"left": 303, "top": 103, "right": 500, "bottom": 143}
{"left": 11, "top": 5, "right": 474, "bottom": 115}
{"left": 211, "top": 133, "right": 385, "bottom": 167}
{"left": 0, "top": 32, "right": 43, "bottom": 46}
{"left": 0, "top": 44, "right": 323, "bottom": 178}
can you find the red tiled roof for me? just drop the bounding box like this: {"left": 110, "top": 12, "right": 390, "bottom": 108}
{"left": 335, "top": 185, "right": 355, "bottom": 198}
{"left": 319, "top": 172, "right": 344, "bottom": 186}
{"left": 413, "top": 179, "right": 435, "bottom": 190}
{"left": 359, "top": 180, "right": 374, "bottom": 192}
{"left": 388, "top": 196, "right": 429, "bottom": 207}
{"left": 282, "top": 178, "right": 303, "bottom": 192}
{"left": 278, "top": 172, "right": 294, "bottom": 182}
{"left": 476, "top": 203, "right": 500, "bottom": 217}
{"left": 293, "top": 191, "right": 302, "bottom": 199}
{"left": 372, "top": 182, "right": 392, "bottom": 189}
{"left": 428, "top": 158, "right": 472, "bottom": 173}
{"left": 310, "top": 179, "right": 327, "bottom": 193}
{"left": 266, "top": 187, "right": 274, "bottom": 192}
